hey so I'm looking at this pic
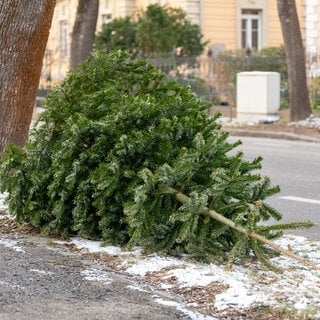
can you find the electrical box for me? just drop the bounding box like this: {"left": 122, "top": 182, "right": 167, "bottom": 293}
{"left": 237, "top": 71, "right": 280, "bottom": 122}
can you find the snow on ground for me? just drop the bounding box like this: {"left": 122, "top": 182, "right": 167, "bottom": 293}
{"left": 219, "top": 113, "right": 320, "bottom": 128}
{"left": 81, "top": 268, "right": 113, "bottom": 283}
{"left": 66, "top": 235, "right": 320, "bottom": 318}
{"left": 0, "top": 192, "right": 9, "bottom": 215}
{"left": 0, "top": 238, "right": 25, "bottom": 253}
{"left": 1, "top": 192, "right": 320, "bottom": 318}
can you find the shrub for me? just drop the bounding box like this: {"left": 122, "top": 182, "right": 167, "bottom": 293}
{"left": 212, "top": 46, "right": 288, "bottom": 107}
{"left": 309, "top": 77, "right": 320, "bottom": 110}
{"left": 0, "top": 50, "right": 310, "bottom": 264}
{"left": 168, "top": 75, "right": 218, "bottom": 103}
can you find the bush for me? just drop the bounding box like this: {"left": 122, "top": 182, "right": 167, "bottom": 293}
{"left": 168, "top": 75, "right": 218, "bottom": 103}
{"left": 213, "top": 46, "right": 288, "bottom": 107}
{"left": 309, "top": 77, "right": 320, "bottom": 110}
{"left": 0, "top": 50, "right": 309, "bottom": 264}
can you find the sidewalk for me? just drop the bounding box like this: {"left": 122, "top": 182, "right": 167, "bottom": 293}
{"left": 211, "top": 106, "right": 320, "bottom": 143}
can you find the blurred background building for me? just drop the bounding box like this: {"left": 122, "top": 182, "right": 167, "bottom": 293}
{"left": 39, "top": 0, "right": 320, "bottom": 108}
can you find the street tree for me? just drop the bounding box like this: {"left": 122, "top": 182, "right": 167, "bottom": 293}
{"left": 136, "top": 4, "right": 174, "bottom": 54}
{"left": 94, "top": 17, "right": 137, "bottom": 52}
{"left": 136, "top": 4, "right": 205, "bottom": 55}
{"left": 166, "top": 6, "right": 205, "bottom": 56}
{"left": 95, "top": 4, "right": 205, "bottom": 56}
{"left": 0, "top": 0, "right": 56, "bottom": 153}
{"left": 277, "top": 0, "right": 312, "bottom": 121}
{"left": 70, "top": 0, "right": 99, "bottom": 68}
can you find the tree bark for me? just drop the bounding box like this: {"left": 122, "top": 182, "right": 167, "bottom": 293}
{"left": 70, "top": 0, "right": 99, "bottom": 69}
{"left": 277, "top": 0, "right": 312, "bottom": 121}
{"left": 0, "top": 0, "right": 56, "bottom": 153}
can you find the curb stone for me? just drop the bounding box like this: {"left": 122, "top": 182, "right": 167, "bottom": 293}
{"left": 224, "top": 128, "right": 320, "bottom": 143}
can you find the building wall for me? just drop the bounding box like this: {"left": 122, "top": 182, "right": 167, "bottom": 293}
{"left": 266, "top": 0, "right": 283, "bottom": 48}
{"left": 202, "top": 0, "right": 305, "bottom": 52}
{"left": 305, "top": 0, "right": 320, "bottom": 54}
{"left": 40, "top": 0, "right": 311, "bottom": 88}
{"left": 41, "top": 0, "right": 77, "bottom": 88}
{"left": 202, "top": 0, "right": 237, "bottom": 52}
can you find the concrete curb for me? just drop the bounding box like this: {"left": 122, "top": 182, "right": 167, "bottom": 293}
{"left": 224, "top": 128, "right": 320, "bottom": 143}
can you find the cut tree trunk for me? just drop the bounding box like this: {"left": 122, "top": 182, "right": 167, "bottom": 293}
{"left": 173, "top": 188, "right": 320, "bottom": 271}
{"left": 0, "top": 0, "right": 56, "bottom": 153}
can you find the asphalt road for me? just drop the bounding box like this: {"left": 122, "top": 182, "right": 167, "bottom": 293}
{"left": 230, "top": 136, "right": 320, "bottom": 240}
{"left": 0, "top": 234, "right": 191, "bottom": 320}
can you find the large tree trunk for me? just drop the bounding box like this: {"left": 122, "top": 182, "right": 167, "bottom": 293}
{"left": 70, "top": 0, "right": 99, "bottom": 69}
{"left": 0, "top": 0, "right": 56, "bottom": 153}
{"left": 277, "top": 0, "right": 312, "bottom": 121}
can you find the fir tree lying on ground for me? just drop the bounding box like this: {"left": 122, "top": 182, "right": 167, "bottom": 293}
{"left": 0, "top": 50, "right": 313, "bottom": 268}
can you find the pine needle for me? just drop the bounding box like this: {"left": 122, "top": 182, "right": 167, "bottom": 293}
{"left": 172, "top": 188, "right": 320, "bottom": 271}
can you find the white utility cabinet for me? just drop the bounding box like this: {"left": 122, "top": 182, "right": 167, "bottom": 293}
{"left": 237, "top": 71, "right": 280, "bottom": 122}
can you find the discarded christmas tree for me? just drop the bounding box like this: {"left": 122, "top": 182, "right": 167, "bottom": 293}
{"left": 0, "top": 50, "right": 313, "bottom": 268}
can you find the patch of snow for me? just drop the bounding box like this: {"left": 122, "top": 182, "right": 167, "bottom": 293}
{"left": 0, "top": 280, "right": 25, "bottom": 290}
{"left": 30, "top": 269, "right": 54, "bottom": 276}
{"left": 154, "top": 297, "right": 178, "bottom": 307}
{"left": 166, "top": 264, "right": 227, "bottom": 287}
{"left": 159, "top": 283, "right": 173, "bottom": 290}
{"left": 125, "top": 255, "right": 183, "bottom": 276}
{"left": 71, "top": 237, "right": 122, "bottom": 255}
{"left": 70, "top": 235, "right": 320, "bottom": 317}
{"left": 0, "top": 192, "right": 8, "bottom": 211}
{"left": 220, "top": 113, "right": 320, "bottom": 131}
{"left": 81, "top": 268, "right": 113, "bottom": 283}
{"left": 0, "top": 238, "right": 25, "bottom": 253}
{"left": 155, "top": 297, "right": 219, "bottom": 320}
{"left": 273, "top": 235, "right": 320, "bottom": 265}
{"left": 127, "top": 284, "right": 149, "bottom": 293}
{"left": 166, "top": 264, "right": 263, "bottom": 310}
{"left": 0, "top": 214, "right": 11, "bottom": 220}
{"left": 295, "top": 114, "right": 320, "bottom": 128}
{"left": 70, "top": 236, "right": 142, "bottom": 256}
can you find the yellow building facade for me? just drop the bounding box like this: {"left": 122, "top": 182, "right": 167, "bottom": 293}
{"left": 41, "top": 0, "right": 308, "bottom": 88}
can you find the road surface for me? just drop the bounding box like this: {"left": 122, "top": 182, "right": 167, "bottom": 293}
{"left": 230, "top": 136, "right": 320, "bottom": 240}
{"left": 0, "top": 233, "right": 193, "bottom": 320}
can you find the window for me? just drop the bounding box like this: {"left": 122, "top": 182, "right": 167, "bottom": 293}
{"left": 241, "top": 9, "right": 261, "bottom": 51}
{"left": 60, "top": 20, "right": 68, "bottom": 58}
